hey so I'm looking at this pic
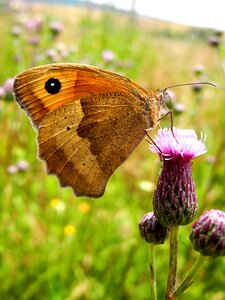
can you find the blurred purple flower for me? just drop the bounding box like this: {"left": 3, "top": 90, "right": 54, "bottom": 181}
{"left": 56, "top": 43, "right": 69, "bottom": 58}
{"left": 16, "top": 160, "right": 29, "bottom": 172}
{"left": 7, "top": 165, "right": 18, "bottom": 174}
{"left": 0, "top": 87, "right": 6, "bottom": 98}
{"left": 24, "top": 18, "right": 42, "bottom": 31}
{"left": 173, "top": 102, "right": 186, "bottom": 114}
{"left": 102, "top": 50, "right": 115, "bottom": 62}
{"left": 3, "top": 78, "right": 14, "bottom": 95}
{"left": 46, "top": 48, "right": 59, "bottom": 62}
{"left": 167, "top": 89, "right": 176, "bottom": 102}
{"left": 192, "top": 83, "right": 203, "bottom": 93}
{"left": 28, "top": 35, "right": 40, "bottom": 46}
{"left": 49, "top": 21, "right": 64, "bottom": 36}
{"left": 208, "top": 35, "right": 220, "bottom": 47}
{"left": 163, "top": 89, "right": 177, "bottom": 110}
{"left": 11, "top": 25, "right": 21, "bottom": 36}
{"left": 193, "top": 64, "right": 204, "bottom": 76}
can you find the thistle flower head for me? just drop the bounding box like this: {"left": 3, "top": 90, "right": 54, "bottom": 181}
{"left": 151, "top": 127, "right": 207, "bottom": 226}
{"left": 139, "top": 212, "right": 169, "bottom": 244}
{"left": 150, "top": 127, "right": 207, "bottom": 162}
{"left": 190, "top": 209, "right": 225, "bottom": 258}
{"left": 102, "top": 49, "right": 115, "bottom": 62}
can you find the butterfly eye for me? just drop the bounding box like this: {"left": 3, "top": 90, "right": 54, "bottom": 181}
{"left": 45, "top": 78, "right": 61, "bottom": 94}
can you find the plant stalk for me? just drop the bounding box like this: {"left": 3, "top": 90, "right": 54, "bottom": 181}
{"left": 149, "top": 243, "right": 157, "bottom": 300}
{"left": 165, "top": 226, "right": 179, "bottom": 300}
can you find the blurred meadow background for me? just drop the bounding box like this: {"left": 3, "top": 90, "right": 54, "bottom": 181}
{"left": 1, "top": 0, "right": 225, "bottom": 299}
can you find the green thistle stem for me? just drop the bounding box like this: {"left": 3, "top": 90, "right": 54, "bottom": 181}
{"left": 149, "top": 244, "right": 157, "bottom": 300}
{"left": 165, "top": 226, "right": 179, "bottom": 300}
{"left": 172, "top": 254, "right": 207, "bottom": 298}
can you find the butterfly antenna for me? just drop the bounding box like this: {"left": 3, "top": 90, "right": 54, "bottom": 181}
{"left": 160, "top": 81, "right": 216, "bottom": 92}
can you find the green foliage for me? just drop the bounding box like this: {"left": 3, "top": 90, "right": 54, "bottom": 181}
{"left": 0, "top": 2, "right": 225, "bottom": 299}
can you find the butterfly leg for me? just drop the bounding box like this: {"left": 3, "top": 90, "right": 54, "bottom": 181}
{"left": 144, "top": 128, "right": 163, "bottom": 155}
{"left": 157, "top": 110, "right": 180, "bottom": 144}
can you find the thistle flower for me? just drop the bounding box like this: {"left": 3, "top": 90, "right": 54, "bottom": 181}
{"left": 173, "top": 102, "right": 186, "bottom": 115}
{"left": 11, "top": 25, "right": 21, "bottom": 36}
{"left": 3, "top": 78, "right": 14, "bottom": 95}
{"left": 208, "top": 35, "right": 220, "bottom": 47}
{"left": 102, "top": 50, "right": 115, "bottom": 62}
{"left": 139, "top": 212, "right": 169, "bottom": 244}
{"left": 193, "top": 64, "right": 204, "bottom": 76}
{"left": 24, "top": 18, "right": 43, "bottom": 32}
{"left": 190, "top": 209, "right": 225, "bottom": 258}
{"left": 6, "top": 164, "right": 18, "bottom": 174}
{"left": 16, "top": 160, "right": 29, "bottom": 172}
{"left": 28, "top": 35, "right": 40, "bottom": 46}
{"left": 46, "top": 48, "right": 59, "bottom": 62}
{"left": 0, "top": 87, "right": 6, "bottom": 98}
{"left": 49, "top": 21, "right": 64, "bottom": 36}
{"left": 192, "top": 83, "right": 203, "bottom": 93}
{"left": 151, "top": 128, "right": 207, "bottom": 226}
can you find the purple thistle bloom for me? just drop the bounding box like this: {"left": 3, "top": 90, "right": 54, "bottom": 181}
{"left": 208, "top": 35, "right": 220, "bottom": 47}
{"left": 0, "top": 87, "right": 6, "bottom": 98}
{"left": 102, "top": 50, "right": 115, "bottom": 62}
{"left": 192, "top": 83, "right": 203, "bottom": 93}
{"left": 173, "top": 102, "right": 186, "bottom": 115}
{"left": 49, "top": 21, "right": 64, "bottom": 36}
{"left": 190, "top": 209, "right": 225, "bottom": 257}
{"left": 11, "top": 25, "right": 21, "bottom": 36}
{"left": 193, "top": 64, "right": 204, "bottom": 76}
{"left": 16, "top": 160, "right": 29, "bottom": 172}
{"left": 151, "top": 128, "right": 206, "bottom": 226}
{"left": 151, "top": 128, "right": 206, "bottom": 162}
{"left": 139, "top": 212, "right": 169, "bottom": 244}
{"left": 7, "top": 165, "right": 18, "bottom": 174}
{"left": 24, "top": 18, "right": 43, "bottom": 32}
{"left": 3, "top": 78, "right": 14, "bottom": 95}
{"left": 28, "top": 35, "right": 40, "bottom": 46}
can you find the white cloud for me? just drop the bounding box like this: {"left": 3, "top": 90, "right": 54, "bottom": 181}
{"left": 91, "top": 0, "right": 225, "bottom": 30}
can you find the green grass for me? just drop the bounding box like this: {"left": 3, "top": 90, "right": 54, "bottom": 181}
{"left": 1, "top": 2, "right": 225, "bottom": 299}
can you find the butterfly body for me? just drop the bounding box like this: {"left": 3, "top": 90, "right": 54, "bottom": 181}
{"left": 13, "top": 64, "right": 162, "bottom": 197}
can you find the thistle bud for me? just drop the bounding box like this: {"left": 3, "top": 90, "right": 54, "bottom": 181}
{"left": 150, "top": 128, "right": 207, "bottom": 227}
{"left": 139, "top": 212, "right": 169, "bottom": 244}
{"left": 190, "top": 209, "right": 225, "bottom": 258}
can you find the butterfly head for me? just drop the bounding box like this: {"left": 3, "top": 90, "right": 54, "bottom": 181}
{"left": 156, "top": 88, "right": 170, "bottom": 107}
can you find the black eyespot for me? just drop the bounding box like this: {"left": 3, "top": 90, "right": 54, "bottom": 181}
{"left": 45, "top": 78, "right": 61, "bottom": 94}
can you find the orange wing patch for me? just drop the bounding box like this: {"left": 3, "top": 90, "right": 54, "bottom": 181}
{"left": 13, "top": 64, "right": 137, "bottom": 128}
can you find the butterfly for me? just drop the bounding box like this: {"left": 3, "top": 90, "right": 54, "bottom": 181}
{"left": 13, "top": 63, "right": 168, "bottom": 197}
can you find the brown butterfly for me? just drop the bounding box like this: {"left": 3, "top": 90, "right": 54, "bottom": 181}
{"left": 13, "top": 63, "right": 169, "bottom": 197}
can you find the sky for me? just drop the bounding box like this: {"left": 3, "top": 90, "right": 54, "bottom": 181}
{"left": 91, "top": 0, "right": 225, "bottom": 30}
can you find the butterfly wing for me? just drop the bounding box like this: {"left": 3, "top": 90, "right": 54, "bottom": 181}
{"left": 13, "top": 64, "right": 158, "bottom": 197}
{"left": 38, "top": 93, "right": 149, "bottom": 197}
{"left": 14, "top": 63, "right": 149, "bottom": 128}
